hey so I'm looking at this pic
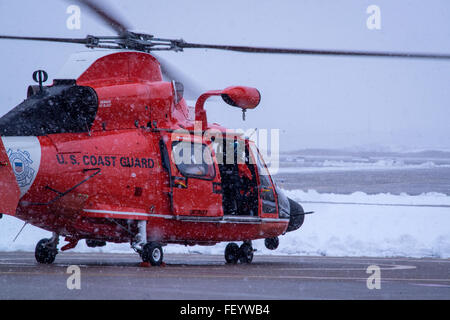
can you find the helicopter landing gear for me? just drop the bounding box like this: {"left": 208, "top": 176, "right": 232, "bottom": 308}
{"left": 225, "top": 243, "right": 240, "bottom": 264}
{"left": 225, "top": 241, "right": 255, "bottom": 264}
{"left": 238, "top": 242, "right": 254, "bottom": 264}
{"left": 264, "top": 236, "right": 279, "bottom": 250}
{"left": 35, "top": 233, "right": 59, "bottom": 264}
{"left": 141, "top": 242, "right": 164, "bottom": 266}
{"left": 132, "top": 220, "right": 164, "bottom": 266}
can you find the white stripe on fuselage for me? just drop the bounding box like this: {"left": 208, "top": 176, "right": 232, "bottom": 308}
{"left": 1, "top": 136, "right": 41, "bottom": 198}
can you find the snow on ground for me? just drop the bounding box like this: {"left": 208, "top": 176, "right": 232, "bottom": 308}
{"left": 0, "top": 190, "right": 448, "bottom": 258}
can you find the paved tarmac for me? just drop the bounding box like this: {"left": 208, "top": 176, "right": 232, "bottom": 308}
{"left": 0, "top": 252, "right": 448, "bottom": 300}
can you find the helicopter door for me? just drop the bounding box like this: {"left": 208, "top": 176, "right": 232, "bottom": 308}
{"left": 168, "top": 139, "right": 223, "bottom": 217}
{"left": 0, "top": 139, "right": 21, "bottom": 216}
{"left": 249, "top": 143, "right": 279, "bottom": 217}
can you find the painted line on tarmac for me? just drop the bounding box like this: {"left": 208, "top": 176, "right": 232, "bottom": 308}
{"left": 410, "top": 283, "right": 450, "bottom": 288}
{"left": 0, "top": 258, "right": 417, "bottom": 272}
{"left": 0, "top": 269, "right": 448, "bottom": 284}
{"left": 1, "top": 253, "right": 448, "bottom": 264}
{"left": 280, "top": 264, "right": 417, "bottom": 271}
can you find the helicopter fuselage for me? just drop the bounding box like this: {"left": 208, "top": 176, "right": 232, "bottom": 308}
{"left": 1, "top": 129, "right": 289, "bottom": 246}
{"left": 0, "top": 51, "right": 299, "bottom": 252}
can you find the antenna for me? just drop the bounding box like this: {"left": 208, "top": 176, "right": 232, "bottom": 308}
{"left": 32, "top": 70, "right": 48, "bottom": 93}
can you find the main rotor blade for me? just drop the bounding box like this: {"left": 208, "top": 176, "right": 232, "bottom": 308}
{"left": 0, "top": 35, "right": 88, "bottom": 44}
{"left": 74, "top": 0, "right": 131, "bottom": 35}
{"left": 179, "top": 42, "right": 450, "bottom": 60}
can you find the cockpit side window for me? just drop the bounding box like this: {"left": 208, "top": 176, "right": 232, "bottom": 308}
{"left": 249, "top": 143, "right": 273, "bottom": 186}
{"left": 249, "top": 143, "right": 277, "bottom": 212}
{"left": 172, "top": 141, "right": 216, "bottom": 180}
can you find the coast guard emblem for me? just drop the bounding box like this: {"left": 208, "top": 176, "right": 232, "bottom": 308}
{"left": 7, "top": 149, "right": 35, "bottom": 188}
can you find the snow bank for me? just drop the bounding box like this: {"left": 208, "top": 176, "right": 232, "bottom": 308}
{"left": 276, "top": 190, "right": 450, "bottom": 258}
{"left": 0, "top": 190, "right": 449, "bottom": 258}
{"left": 284, "top": 189, "right": 450, "bottom": 206}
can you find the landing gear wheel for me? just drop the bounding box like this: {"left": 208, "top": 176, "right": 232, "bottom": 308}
{"left": 225, "top": 243, "right": 239, "bottom": 264}
{"left": 141, "top": 243, "right": 163, "bottom": 266}
{"left": 264, "top": 237, "right": 279, "bottom": 250}
{"left": 239, "top": 243, "right": 254, "bottom": 264}
{"left": 35, "top": 238, "right": 58, "bottom": 264}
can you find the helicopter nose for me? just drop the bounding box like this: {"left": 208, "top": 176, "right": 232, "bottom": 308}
{"left": 286, "top": 198, "right": 305, "bottom": 232}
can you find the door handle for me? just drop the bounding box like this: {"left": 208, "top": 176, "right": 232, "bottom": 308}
{"left": 172, "top": 176, "right": 187, "bottom": 188}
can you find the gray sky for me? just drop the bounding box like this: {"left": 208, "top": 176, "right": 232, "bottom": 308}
{"left": 0, "top": 0, "right": 449, "bottom": 152}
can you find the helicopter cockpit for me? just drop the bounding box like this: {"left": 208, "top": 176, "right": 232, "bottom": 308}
{"left": 165, "top": 131, "right": 279, "bottom": 219}
{"left": 212, "top": 138, "right": 259, "bottom": 216}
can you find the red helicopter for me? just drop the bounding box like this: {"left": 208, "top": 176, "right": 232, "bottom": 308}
{"left": 1, "top": 1, "right": 449, "bottom": 266}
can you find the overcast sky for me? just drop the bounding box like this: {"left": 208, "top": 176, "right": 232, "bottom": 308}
{"left": 0, "top": 0, "right": 449, "bottom": 152}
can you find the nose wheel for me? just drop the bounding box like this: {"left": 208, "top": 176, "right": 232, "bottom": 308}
{"left": 225, "top": 242, "right": 254, "bottom": 264}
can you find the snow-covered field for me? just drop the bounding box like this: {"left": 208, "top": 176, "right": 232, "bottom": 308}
{"left": 1, "top": 190, "right": 448, "bottom": 259}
